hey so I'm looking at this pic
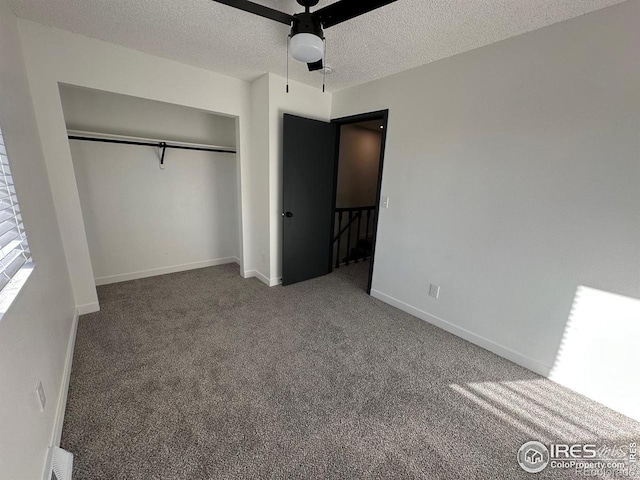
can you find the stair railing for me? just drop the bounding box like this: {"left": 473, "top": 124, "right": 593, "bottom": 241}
{"left": 333, "top": 206, "right": 376, "bottom": 268}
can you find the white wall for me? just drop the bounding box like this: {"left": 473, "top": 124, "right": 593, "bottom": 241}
{"left": 0, "top": 3, "right": 76, "bottom": 479}
{"left": 336, "top": 125, "right": 381, "bottom": 208}
{"left": 69, "top": 142, "right": 239, "bottom": 284}
{"left": 248, "top": 75, "right": 272, "bottom": 284}
{"left": 60, "top": 86, "right": 239, "bottom": 285}
{"left": 59, "top": 85, "right": 237, "bottom": 147}
{"left": 16, "top": 21, "right": 332, "bottom": 297}
{"left": 17, "top": 20, "right": 255, "bottom": 311}
{"left": 332, "top": 1, "right": 640, "bottom": 376}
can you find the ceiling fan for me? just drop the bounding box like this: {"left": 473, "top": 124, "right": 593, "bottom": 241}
{"left": 212, "top": 0, "right": 398, "bottom": 72}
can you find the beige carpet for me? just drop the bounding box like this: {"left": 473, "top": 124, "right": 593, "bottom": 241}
{"left": 61, "top": 262, "right": 640, "bottom": 479}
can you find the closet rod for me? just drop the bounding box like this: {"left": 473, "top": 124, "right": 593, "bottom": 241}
{"left": 67, "top": 135, "right": 236, "bottom": 154}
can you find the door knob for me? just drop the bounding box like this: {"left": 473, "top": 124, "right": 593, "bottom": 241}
{"left": 283, "top": 211, "right": 293, "bottom": 218}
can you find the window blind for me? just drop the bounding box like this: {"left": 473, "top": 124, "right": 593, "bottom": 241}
{"left": 0, "top": 128, "right": 31, "bottom": 293}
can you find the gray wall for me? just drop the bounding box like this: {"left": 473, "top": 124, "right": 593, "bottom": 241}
{"left": 332, "top": 0, "right": 640, "bottom": 389}
{"left": 0, "top": 2, "right": 76, "bottom": 478}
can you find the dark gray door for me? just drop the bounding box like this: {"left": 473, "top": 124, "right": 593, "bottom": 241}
{"left": 282, "top": 114, "right": 337, "bottom": 286}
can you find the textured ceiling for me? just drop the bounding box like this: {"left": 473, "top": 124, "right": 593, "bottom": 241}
{"left": 8, "top": 0, "right": 626, "bottom": 92}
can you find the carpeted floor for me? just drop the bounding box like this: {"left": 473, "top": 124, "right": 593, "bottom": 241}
{"left": 62, "top": 262, "right": 640, "bottom": 479}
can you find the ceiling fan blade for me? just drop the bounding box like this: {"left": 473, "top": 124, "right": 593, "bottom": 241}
{"left": 315, "top": 0, "right": 398, "bottom": 29}
{"left": 211, "top": 0, "right": 294, "bottom": 26}
{"left": 307, "top": 59, "right": 323, "bottom": 72}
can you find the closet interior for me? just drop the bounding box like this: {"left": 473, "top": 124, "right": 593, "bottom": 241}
{"left": 59, "top": 84, "right": 240, "bottom": 286}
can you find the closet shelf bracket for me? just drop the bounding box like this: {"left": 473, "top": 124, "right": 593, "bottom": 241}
{"left": 160, "top": 142, "right": 167, "bottom": 169}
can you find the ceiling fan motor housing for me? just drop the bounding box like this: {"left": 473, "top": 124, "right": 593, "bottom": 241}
{"left": 296, "top": 0, "right": 320, "bottom": 9}
{"left": 291, "top": 12, "right": 323, "bottom": 39}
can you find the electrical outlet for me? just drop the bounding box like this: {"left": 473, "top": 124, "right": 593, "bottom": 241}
{"left": 36, "top": 381, "right": 46, "bottom": 411}
{"left": 429, "top": 284, "right": 440, "bottom": 299}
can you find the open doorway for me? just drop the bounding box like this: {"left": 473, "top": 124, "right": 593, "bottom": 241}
{"left": 281, "top": 110, "right": 387, "bottom": 290}
{"left": 330, "top": 111, "right": 388, "bottom": 294}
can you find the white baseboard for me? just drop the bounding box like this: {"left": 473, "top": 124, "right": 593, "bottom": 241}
{"left": 242, "top": 270, "right": 281, "bottom": 287}
{"left": 76, "top": 302, "right": 99, "bottom": 315}
{"left": 94, "top": 257, "right": 239, "bottom": 286}
{"left": 42, "top": 306, "right": 80, "bottom": 480}
{"left": 370, "top": 289, "right": 552, "bottom": 377}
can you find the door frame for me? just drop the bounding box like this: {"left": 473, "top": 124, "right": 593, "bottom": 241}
{"left": 329, "top": 109, "right": 389, "bottom": 295}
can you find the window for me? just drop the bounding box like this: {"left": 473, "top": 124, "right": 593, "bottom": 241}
{"left": 0, "top": 126, "right": 33, "bottom": 316}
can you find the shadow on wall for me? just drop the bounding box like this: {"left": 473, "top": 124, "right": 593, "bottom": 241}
{"left": 549, "top": 286, "right": 640, "bottom": 423}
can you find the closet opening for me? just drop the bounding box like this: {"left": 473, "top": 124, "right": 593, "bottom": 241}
{"left": 59, "top": 84, "right": 241, "bottom": 287}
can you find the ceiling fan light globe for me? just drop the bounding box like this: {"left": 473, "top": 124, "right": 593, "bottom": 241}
{"left": 290, "top": 33, "right": 323, "bottom": 63}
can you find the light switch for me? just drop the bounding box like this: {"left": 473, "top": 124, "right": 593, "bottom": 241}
{"left": 382, "top": 196, "right": 390, "bottom": 209}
